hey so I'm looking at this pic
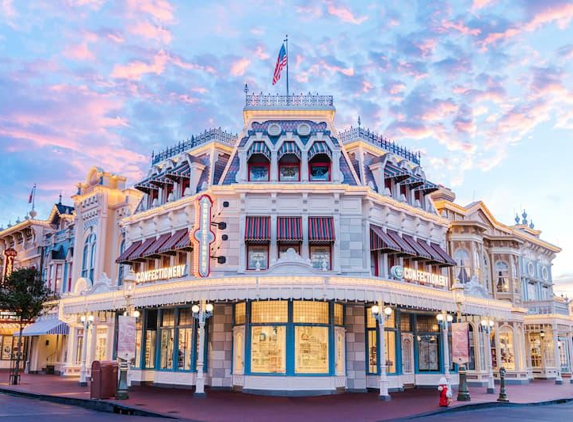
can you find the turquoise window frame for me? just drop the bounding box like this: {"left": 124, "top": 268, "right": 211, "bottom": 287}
{"left": 365, "top": 308, "right": 399, "bottom": 376}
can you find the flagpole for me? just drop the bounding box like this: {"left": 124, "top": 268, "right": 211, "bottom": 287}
{"left": 285, "top": 34, "right": 289, "bottom": 98}
{"left": 32, "top": 184, "right": 36, "bottom": 211}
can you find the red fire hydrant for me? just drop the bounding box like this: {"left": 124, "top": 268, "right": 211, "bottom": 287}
{"left": 438, "top": 377, "right": 452, "bottom": 407}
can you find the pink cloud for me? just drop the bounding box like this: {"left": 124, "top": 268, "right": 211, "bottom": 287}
{"left": 230, "top": 58, "right": 250, "bottom": 76}
{"left": 63, "top": 42, "right": 95, "bottom": 61}
{"left": 254, "top": 46, "right": 269, "bottom": 61}
{"left": 524, "top": 3, "right": 573, "bottom": 31}
{"left": 126, "top": 0, "right": 174, "bottom": 23}
{"left": 129, "top": 21, "right": 172, "bottom": 44}
{"left": 440, "top": 20, "right": 481, "bottom": 36}
{"left": 321, "top": 60, "right": 354, "bottom": 76}
{"left": 326, "top": 1, "right": 368, "bottom": 25}
{"left": 67, "top": 0, "right": 106, "bottom": 10}
{"left": 111, "top": 51, "right": 169, "bottom": 80}
{"left": 471, "top": 0, "right": 496, "bottom": 11}
{"left": 421, "top": 100, "right": 458, "bottom": 121}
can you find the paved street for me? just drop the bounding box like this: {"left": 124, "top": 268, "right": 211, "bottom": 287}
{"left": 0, "top": 394, "right": 170, "bottom": 422}
{"left": 407, "top": 402, "right": 573, "bottom": 421}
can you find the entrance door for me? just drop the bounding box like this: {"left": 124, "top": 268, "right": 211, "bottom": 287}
{"left": 401, "top": 333, "right": 415, "bottom": 386}
{"left": 232, "top": 327, "right": 245, "bottom": 387}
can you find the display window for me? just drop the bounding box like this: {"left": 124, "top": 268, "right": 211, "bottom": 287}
{"left": 251, "top": 326, "right": 286, "bottom": 373}
{"left": 499, "top": 327, "right": 515, "bottom": 370}
{"left": 279, "top": 163, "right": 300, "bottom": 181}
{"left": 310, "top": 244, "right": 331, "bottom": 270}
{"left": 279, "top": 243, "right": 300, "bottom": 258}
{"left": 365, "top": 306, "right": 397, "bottom": 375}
{"left": 417, "top": 334, "right": 439, "bottom": 371}
{"left": 247, "top": 244, "right": 269, "bottom": 270}
{"left": 309, "top": 161, "right": 330, "bottom": 181}
{"left": 295, "top": 326, "right": 329, "bottom": 374}
{"left": 248, "top": 155, "right": 270, "bottom": 181}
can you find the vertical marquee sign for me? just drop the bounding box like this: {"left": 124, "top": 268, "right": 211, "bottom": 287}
{"left": 191, "top": 195, "right": 215, "bottom": 277}
{"left": 3, "top": 248, "right": 17, "bottom": 280}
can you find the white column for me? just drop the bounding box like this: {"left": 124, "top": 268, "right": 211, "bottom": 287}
{"left": 270, "top": 150, "right": 278, "bottom": 182}
{"left": 332, "top": 151, "right": 341, "bottom": 183}
{"left": 79, "top": 324, "right": 89, "bottom": 386}
{"left": 442, "top": 319, "right": 451, "bottom": 386}
{"left": 195, "top": 304, "right": 207, "bottom": 397}
{"left": 484, "top": 326, "right": 495, "bottom": 393}
{"left": 553, "top": 327, "right": 563, "bottom": 384}
{"left": 270, "top": 213, "right": 277, "bottom": 263}
{"left": 377, "top": 301, "right": 390, "bottom": 401}
{"left": 568, "top": 332, "right": 573, "bottom": 384}
{"left": 301, "top": 150, "right": 309, "bottom": 182}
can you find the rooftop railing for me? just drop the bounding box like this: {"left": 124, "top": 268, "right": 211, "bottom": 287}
{"left": 338, "top": 127, "right": 421, "bottom": 165}
{"left": 152, "top": 128, "right": 237, "bottom": 164}
{"left": 245, "top": 93, "right": 334, "bottom": 108}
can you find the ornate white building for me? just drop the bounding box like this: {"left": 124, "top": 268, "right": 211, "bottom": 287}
{"left": 26, "top": 93, "right": 571, "bottom": 396}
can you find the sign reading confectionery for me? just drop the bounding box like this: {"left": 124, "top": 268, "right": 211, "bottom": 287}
{"left": 451, "top": 322, "right": 470, "bottom": 364}
{"left": 135, "top": 264, "right": 187, "bottom": 283}
{"left": 3, "top": 248, "right": 17, "bottom": 279}
{"left": 392, "top": 265, "right": 448, "bottom": 288}
{"left": 191, "top": 194, "right": 215, "bottom": 278}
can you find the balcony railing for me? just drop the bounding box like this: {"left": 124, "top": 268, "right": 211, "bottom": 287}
{"left": 245, "top": 93, "right": 334, "bottom": 108}
{"left": 338, "top": 127, "right": 421, "bottom": 165}
{"left": 152, "top": 128, "right": 237, "bottom": 165}
{"left": 524, "top": 299, "right": 570, "bottom": 316}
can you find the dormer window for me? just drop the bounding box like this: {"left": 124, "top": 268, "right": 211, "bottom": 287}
{"left": 247, "top": 141, "right": 271, "bottom": 182}
{"left": 308, "top": 142, "right": 331, "bottom": 182}
{"left": 278, "top": 142, "right": 301, "bottom": 182}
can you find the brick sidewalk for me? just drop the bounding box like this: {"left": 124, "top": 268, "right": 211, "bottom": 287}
{"left": 1, "top": 372, "right": 572, "bottom": 422}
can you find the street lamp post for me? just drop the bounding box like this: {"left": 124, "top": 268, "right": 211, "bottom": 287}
{"left": 481, "top": 317, "right": 495, "bottom": 394}
{"left": 372, "top": 303, "right": 393, "bottom": 401}
{"left": 78, "top": 313, "right": 94, "bottom": 387}
{"left": 192, "top": 301, "right": 214, "bottom": 397}
{"left": 117, "top": 270, "right": 139, "bottom": 400}
{"left": 436, "top": 311, "right": 454, "bottom": 388}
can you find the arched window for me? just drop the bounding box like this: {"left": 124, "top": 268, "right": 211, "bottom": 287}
{"left": 278, "top": 141, "right": 301, "bottom": 181}
{"left": 81, "top": 233, "right": 97, "bottom": 282}
{"left": 454, "top": 249, "right": 470, "bottom": 283}
{"left": 308, "top": 142, "right": 331, "bottom": 182}
{"left": 247, "top": 142, "right": 271, "bottom": 181}
{"left": 495, "top": 261, "right": 509, "bottom": 292}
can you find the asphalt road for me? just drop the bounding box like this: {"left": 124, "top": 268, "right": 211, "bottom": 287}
{"left": 0, "top": 393, "right": 174, "bottom": 422}
{"left": 407, "top": 401, "right": 573, "bottom": 421}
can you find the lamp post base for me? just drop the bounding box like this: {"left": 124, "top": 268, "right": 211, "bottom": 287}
{"left": 555, "top": 379, "right": 563, "bottom": 385}
{"left": 378, "top": 394, "right": 391, "bottom": 401}
{"left": 78, "top": 381, "right": 88, "bottom": 387}
{"left": 486, "top": 387, "right": 495, "bottom": 394}
{"left": 456, "top": 366, "right": 471, "bottom": 402}
{"left": 116, "top": 360, "right": 129, "bottom": 400}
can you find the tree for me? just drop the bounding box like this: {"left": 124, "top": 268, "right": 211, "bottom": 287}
{"left": 0, "top": 267, "right": 58, "bottom": 384}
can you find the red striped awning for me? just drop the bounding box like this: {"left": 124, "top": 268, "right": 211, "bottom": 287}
{"left": 386, "top": 230, "right": 416, "bottom": 256}
{"left": 430, "top": 243, "right": 456, "bottom": 267}
{"left": 131, "top": 238, "right": 157, "bottom": 261}
{"left": 142, "top": 233, "right": 172, "bottom": 259}
{"left": 402, "top": 234, "right": 432, "bottom": 260}
{"left": 245, "top": 216, "right": 270, "bottom": 242}
{"left": 158, "top": 229, "right": 187, "bottom": 254}
{"left": 116, "top": 241, "right": 142, "bottom": 264}
{"left": 416, "top": 239, "right": 446, "bottom": 265}
{"left": 174, "top": 230, "right": 192, "bottom": 251}
{"left": 308, "top": 217, "right": 335, "bottom": 243}
{"left": 370, "top": 225, "right": 401, "bottom": 252}
{"left": 277, "top": 217, "right": 302, "bottom": 242}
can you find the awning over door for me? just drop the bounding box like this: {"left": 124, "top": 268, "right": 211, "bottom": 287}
{"left": 16, "top": 318, "right": 69, "bottom": 337}
{"left": 370, "top": 225, "right": 401, "bottom": 253}
{"left": 402, "top": 234, "right": 432, "bottom": 260}
{"left": 308, "top": 217, "right": 335, "bottom": 243}
{"left": 277, "top": 217, "right": 302, "bottom": 242}
{"left": 245, "top": 216, "right": 271, "bottom": 242}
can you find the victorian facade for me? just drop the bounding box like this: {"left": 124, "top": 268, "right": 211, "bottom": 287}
{"left": 7, "top": 93, "right": 572, "bottom": 396}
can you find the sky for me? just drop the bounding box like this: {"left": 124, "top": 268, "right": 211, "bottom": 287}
{"left": 1, "top": 0, "right": 573, "bottom": 295}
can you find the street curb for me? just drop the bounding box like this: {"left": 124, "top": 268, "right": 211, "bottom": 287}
{"left": 387, "top": 397, "right": 573, "bottom": 420}
{"left": 0, "top": 386, "right": 179, "bottom": 419}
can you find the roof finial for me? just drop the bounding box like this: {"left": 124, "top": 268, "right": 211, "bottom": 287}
{"left": 244, "top": 83, "right": 249, "bottom": 95}
{"left": 522, "top": 209, "right": 528, "bottom": 225}
{"left": 58, "top": 191, "right": 62, "bottom": 204}
{"left": 358, "top": 115, "right": 361, "bottom": 129}
{"left": 529, "top": 220, "right": 534, "bottom": 229}
{"left": 515, "top": 213, "right": 520, "bottom": 225}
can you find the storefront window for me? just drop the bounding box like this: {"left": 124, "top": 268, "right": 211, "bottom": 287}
{"left": 293, "top": 301, "right": 328, "bottom": 324}
{"left": 135, "top": 318, "right": 142, "bottom": 368}
{"left": 499, "top": 327, "right": 515, "bottom": 370}
{"left": 235, "top": 302, "right": 246, "bottom": 325}
{"left": 177, "top": 308, "right": 193, "bottom": 371}
{"left": 159, "top": 310, "right": 175, "bottom": 370}
{"left": 251, "top": 326, "right": 286, "bottom": 373}
{"left": 75, "top": 331, "right": 83, "bottom": 364}
{"left": 247, "top": 244, "right": 269, "bottom": 270}
{"left": 251, "top": 301, "right": 288, "bottom": 323}
{"left": 366, "top": 306, "right": 396, "bottom": 375}
{"left": 558, "top": 337, "right": 569, "bottom": 371}
{"left": 368, "top": 330, "right": 378, "bottom": 373}
{"left": 295, "top": 326, "right": 329, "bottom": 374}
{"left": 279, "top": 163, "right": 300, "bottom": 181}
{"left": 309, "top": 161, "right": 330, "bottom": 181}
{"left": 385, "top": 331, "right": 396, "bottom": 373}
{"left": 310, "top": 245, "right": 331, "bottom": 270}
{"left": 334, "top": 303, "right": 344, "bottom": 326}
{"left": 468, "top": 324, "right": 476, "bottom": 371}
{"left": 490, "top": 330, "right": 497, "bottom": 368}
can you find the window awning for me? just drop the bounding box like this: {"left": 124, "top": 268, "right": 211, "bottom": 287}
{"left": 174, "top": 230, "right": 192, "bottom": 251}
{"left": 414, "top": 181, "right": 439, "bottom": 194}
{"left": 308, "top": 142, "right": 331, "bottom": 160}
{"left": 16, "top": 318, "right": 69, "bottom": 337}
{"left": 278, "top": 141, "right": 301, "bottom": 160}
{"left": 370, "top": 225, "right": 401, "bottom": 253}
{"left": 165, "top": 161, "right": 190, "bottom": 180}
{"left": 134, "top": 179, "right": 160, "bottom": 194}
{"left": 416, "top": 239, "right": 446, "bottom": 265}
{"left": 309, "top": 217, "right": 335, "bottom": 243}
{"left": 158, "top": 229, "right": 188, "bottom": 255}
{"left": 142, "top": 233, "right": 172, "bottom": 259}
{"left": 277, "top": 217, "right": 302, "bottom": 242}
{"left": 384, "top": 162, "right": 411, "bottom": 182}
{"left": 247, "top": 142, "right": 271, "bottom": 160}
{"left": 402, "top": 235, "right": 432, "bottom": 260}
{"left": 430, "top": 243, "right": 456, "bottom": 267}
{"left": 149, "top": 172, "right": 174, "bottom": 187}
{"left": 245, "top": 216, "right": 271, "bottom": 242}
{"left": 401, "top": 176, "right": 425, "bottom": 189}
{"left": 116, "top": 240, "right": 142, "bottom": 264}
{"left": 386, "top": 230, "right": 416, "bottom": 256}
{"left": 131, "top": 238, "right": 157, "bottom": 261}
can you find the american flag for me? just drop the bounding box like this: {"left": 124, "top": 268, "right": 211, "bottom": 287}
{"left": 272, "top": 43, "right": 287, "bottom": 85}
